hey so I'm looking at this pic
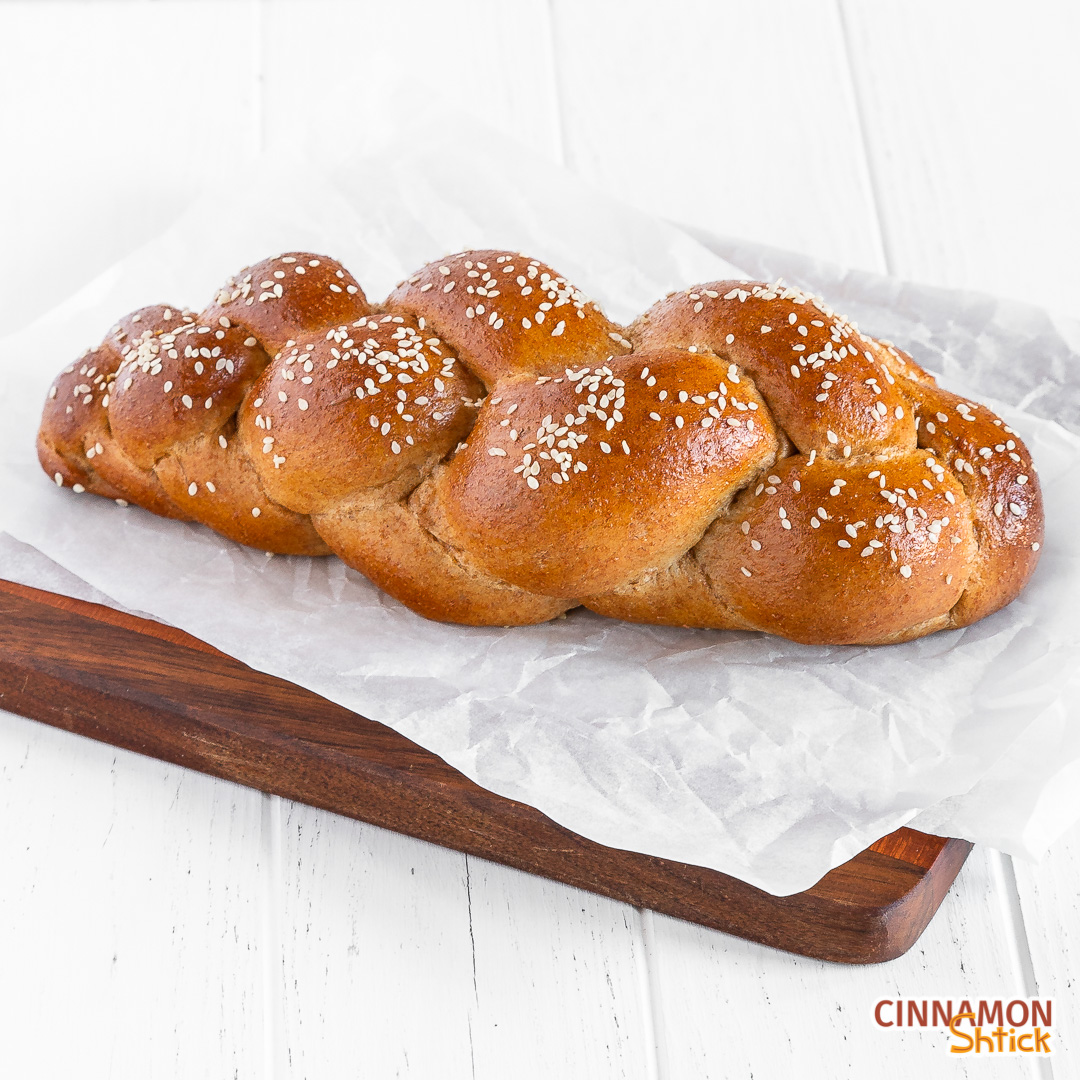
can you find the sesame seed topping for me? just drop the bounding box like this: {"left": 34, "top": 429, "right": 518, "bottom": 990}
{"left": 899, "top": 565, "right": 912, "bottom": 578}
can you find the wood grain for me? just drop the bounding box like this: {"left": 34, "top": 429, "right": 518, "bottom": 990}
{"left": 0, "top": 578, "right": 969, "bottom": 964}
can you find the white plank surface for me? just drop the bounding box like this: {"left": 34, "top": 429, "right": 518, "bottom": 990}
{"left": 840, "top": 0, "right": 1080, "bottom": 320}
{"left": 0, "top": 709, "right": 266, "bottom": 1079}
{"left": 0, "top": 2, "right": 260, "bottom": 336}
{"left": 0, "top": 1, "right": 1077, "bottom": 1076}
{"left": 261, "top": 0, "right": 563, "bottom": 168}
{"left": 1013, "top": 822, "right": 1080, "bottom": 1076}
{"left": 550, "top": 0, "right": 888, "bottom": 274}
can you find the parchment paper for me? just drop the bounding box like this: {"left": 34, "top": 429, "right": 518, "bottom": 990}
{"left": 2, "top": 132, "right": 1078, "bottom": 895}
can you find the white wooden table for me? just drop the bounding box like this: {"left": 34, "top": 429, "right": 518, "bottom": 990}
{"left": 1, "top": 3, "right": 1077, "bottom": 1077}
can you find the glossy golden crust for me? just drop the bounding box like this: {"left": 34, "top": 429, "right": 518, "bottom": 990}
{"left": 202, "top": 253, "right": 371, "bottom": 358}
{"left": 239, "top": 314, "right": 482, "bottom": 515}
{"left": 388, "top": 250, "right": 630, "bottom": 386}
{"left": 434, "top": 349, "right": 777, "bottom": 597}
{"left": 694, "top": 452, "right": 976, "bottom": 644}
{"left": 38, "top": 251, "right": 1046, "bottom": 644}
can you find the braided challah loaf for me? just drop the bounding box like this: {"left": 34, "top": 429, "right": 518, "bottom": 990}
{"left": 38, "top": 251, "right": 1044, "bottom": 644}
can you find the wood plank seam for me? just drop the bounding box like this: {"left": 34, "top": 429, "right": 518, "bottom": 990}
{"left": 544, "top": 0, "right": 571, "bottom": 171}
{"left": 835, "top": 0, "right": 893, "bottom": 276}
{"left": 636, "top": 908, "right": 664, "bottom": 1080}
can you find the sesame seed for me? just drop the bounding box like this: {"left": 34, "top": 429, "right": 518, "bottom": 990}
{"left": 72, "top": 484, "right": 85, "bottom": 493}
{"left": 741, "top": 567, "right": 752, "bottom": 577}
{"left": 1032, "top": 542, "right": 1040, "bottom": 551}
{"left": 251, "top": 507, "right": 261, "bottom": 517}
{"left": 188, "top": 482, "right": 197, "bottom": 496}
{"left": 900, "top": 565, "right": 912, "bottom": 578}
{"left": 837, "top": 539, "right": 851, "bottom": 549}
{"left": 53, "top": 472, "right": 63, "bottom": 486}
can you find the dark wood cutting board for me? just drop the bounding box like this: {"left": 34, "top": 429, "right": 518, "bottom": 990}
{"left": 0, "top": 577, "right": 970, "bottom": 964}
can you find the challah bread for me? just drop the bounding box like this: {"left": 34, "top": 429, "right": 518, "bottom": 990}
{"left": 37, "top": 250, "right": 1044, "bottom": 644}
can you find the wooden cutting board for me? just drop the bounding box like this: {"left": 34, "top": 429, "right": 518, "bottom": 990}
{"left": 0, "top": 577, "right": 970, "bottom": 964}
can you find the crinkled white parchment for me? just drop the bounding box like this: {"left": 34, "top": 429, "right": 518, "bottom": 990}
{"left": 2, "top": 133, "right": 1078, "bottom": 895}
